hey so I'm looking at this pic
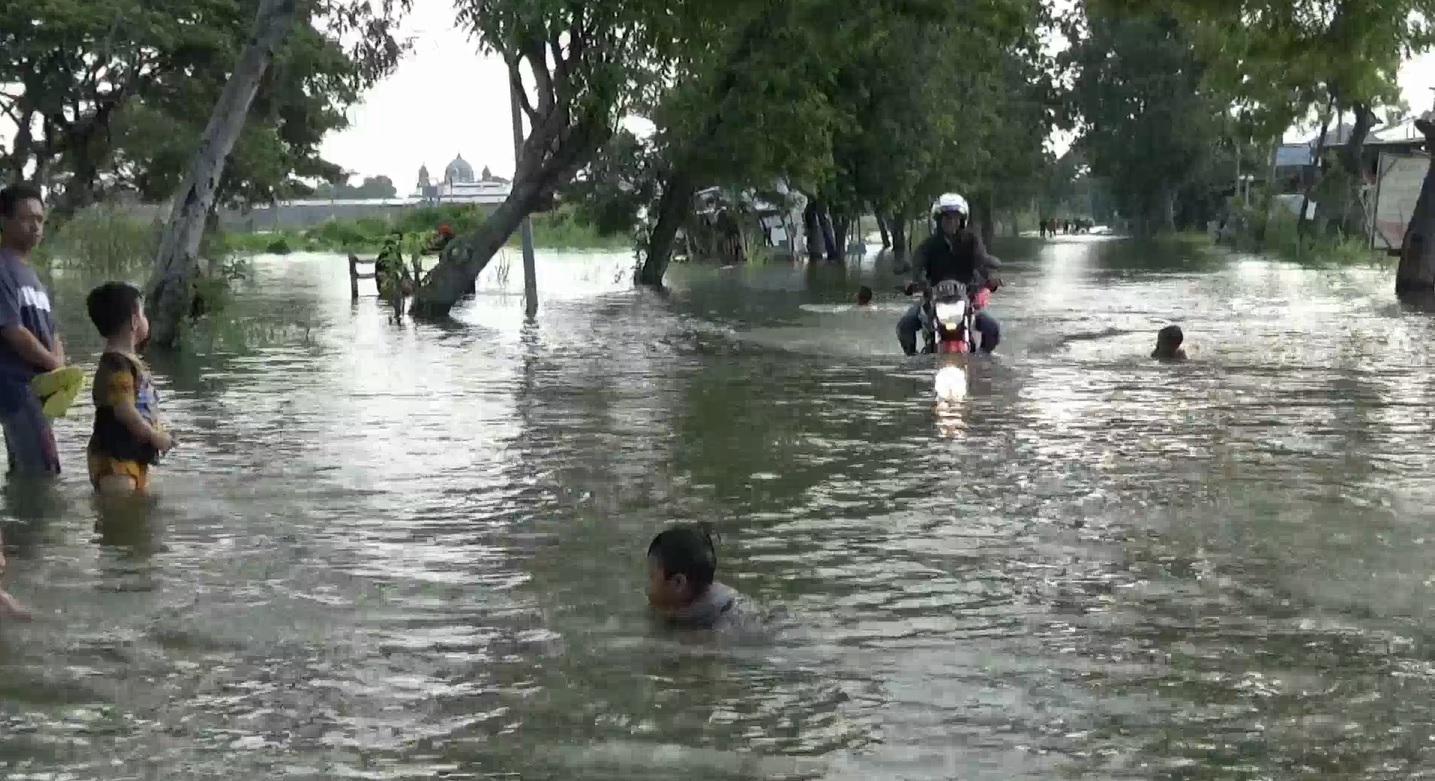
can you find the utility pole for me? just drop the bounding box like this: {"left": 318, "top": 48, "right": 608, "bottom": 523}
{"left": 509, "top": 78, "right": 538, "bottom": 318}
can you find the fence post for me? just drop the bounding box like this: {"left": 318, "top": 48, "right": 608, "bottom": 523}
{"left": 348, "top": 254, "right": 359, "bottom": 300}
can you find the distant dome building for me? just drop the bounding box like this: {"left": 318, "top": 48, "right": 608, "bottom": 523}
{"left": 413, "top": 154, "right": 512, "bottom": 205}
{"left": 444, "top": 154, "right": 475, "bottom": 184}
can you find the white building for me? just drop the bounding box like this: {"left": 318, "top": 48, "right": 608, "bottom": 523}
{"left": 415, "top": 154, "right": 513, "bottom": 204}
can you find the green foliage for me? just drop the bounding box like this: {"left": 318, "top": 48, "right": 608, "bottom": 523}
{"left": 30, "top": 205, "right": 270, "bottom": 351}
{"left": 560, "top": 130, "right": 658, "bottom": 240}
{"left": 311, "top": 175, "right": 399, "bottom": 200}
{"left": 0, "top": 0, "right": 409, "bottom": 213}
{"left": 1224, "top": 200, "right": 1390, "bottom": 267}
{"left": 1097, "top": 0, "right": 1433, "bottom": 136}
{"left": 33, "top": 206, "right": 160, "bottom": 278}
{"left": 218, "top": 206, "right": 627, "bottom": 255}
{"left": 568, "top": 0, "right": 1056, "bottom": 274}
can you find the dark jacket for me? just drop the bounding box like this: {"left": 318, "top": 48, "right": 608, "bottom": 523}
{"left": 912, "top": 230, "right": 995, "bottom": 288}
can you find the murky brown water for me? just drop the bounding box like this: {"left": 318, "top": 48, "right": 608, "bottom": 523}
{"left": 4, "top": 238, "right": 1435, "bottom": 779}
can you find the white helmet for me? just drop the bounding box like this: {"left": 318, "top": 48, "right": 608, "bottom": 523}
{"left": 931, "top": 192, "right": 970, "bottom": 221}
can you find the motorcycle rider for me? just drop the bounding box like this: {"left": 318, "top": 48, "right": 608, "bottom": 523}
{"left": 896, "top": 193, "right": 1002, "bottom": 355}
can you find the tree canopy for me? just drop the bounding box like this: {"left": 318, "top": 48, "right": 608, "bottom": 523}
{"left": 0, "top": 0, "right": 409, "bottom": 217}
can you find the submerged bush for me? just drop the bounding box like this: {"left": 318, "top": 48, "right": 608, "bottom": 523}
{"left": 35, "top": 206, "right": 265, "bottom": 350}
{"left": 36, "top": 206, "right": 161, "bottom": 278}
{"left": 1225, "top": 201, "right": 1382, "bottom": 267}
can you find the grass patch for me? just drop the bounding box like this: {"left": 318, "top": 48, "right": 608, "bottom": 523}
{"left": 1217, "top": 203, "right": 1392, "bottom": 268}
{"left": 33, "top": 205, "right": 295, "bottom": 354}
{"left": 222, "top": 204, "right": 630, "bottom": 256}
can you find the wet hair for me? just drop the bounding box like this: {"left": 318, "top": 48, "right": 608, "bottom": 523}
{"left": 856, "top": 285, "right": 873, "bottom": 305}
{"left": 1157, "top": 324, "right": 1183, "bottom": 347}
{"left": 86, "top": 281, "right": 144, "bottom": 338}
{"left": 648, "top": 524, "right": 718, "bottom": 593}
{"left": 0, "top": 183, "right": 43, "bottom": 220}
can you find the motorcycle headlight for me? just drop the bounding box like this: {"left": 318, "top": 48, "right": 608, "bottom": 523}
{"left": 934, "top": 302, "right": 966, "bottom": 323}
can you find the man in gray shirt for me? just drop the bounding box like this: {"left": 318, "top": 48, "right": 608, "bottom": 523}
{"left": 0, "top": 184, "right": 64, "bottom": 477}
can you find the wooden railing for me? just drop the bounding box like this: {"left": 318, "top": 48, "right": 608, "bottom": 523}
{"left": 347, "top": 254, "right": 430, "bottom": 300}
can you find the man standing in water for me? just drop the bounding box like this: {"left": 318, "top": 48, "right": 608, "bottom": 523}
{"left": 0, "top": 184, "right": 64, "bottom": 477}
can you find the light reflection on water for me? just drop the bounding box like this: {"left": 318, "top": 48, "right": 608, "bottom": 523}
{"left": 3, "top": 239, "right": 1435, "bottom": 779}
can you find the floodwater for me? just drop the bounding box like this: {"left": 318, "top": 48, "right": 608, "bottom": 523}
{"left": 4, "top": 238, "right": 1435, "bottom": 780}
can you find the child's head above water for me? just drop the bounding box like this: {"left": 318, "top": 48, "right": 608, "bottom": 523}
{"left": 1152, "top": 324, "right": 1186, "bottom": 360}
{"left": 856, "top": 286, "right": 873, "bottom": 306}
{"left": 86, "top": 281, "right": 149, "bottom": 347}
{"left": 647, "top": 524, "right": 718, "bottom": 611}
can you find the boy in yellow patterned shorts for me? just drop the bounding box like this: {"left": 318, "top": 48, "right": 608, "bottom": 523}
{"left": 84, "top": 282, "right": 174, "bottom": 494}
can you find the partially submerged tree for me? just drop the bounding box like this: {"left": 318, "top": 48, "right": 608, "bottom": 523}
{"left": 626, "top": 0, "right": 1049, "bottom": 284}
{"left": 633, "top": 0, "right": 855, "bottom": 285}
{"left": 1394, "top": 111, "right": 1435, "bottom": 304}
{"left": 144, "top": 0, "right": 303, "bottom": 349}
{"left": 144, "top": 0, "right": 409, "bottom": 348}
{"left": 411, "top": 0, "right": 685, "bottom": 317}
{"left": 1090, "top": 0, "right": 1435, "bottom": 292}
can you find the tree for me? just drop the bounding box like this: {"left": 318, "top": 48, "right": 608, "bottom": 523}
{"left": 1093, "top": 0, "right": 1435, "bottom": 237}
{"left": 628, "top": 0, "right": 1046, "bottom": 283}
{"left": 143, "top": 0, "right": 410, "bottom": 348}
{"left": 1064, "top": 10, "right": 1225, "bottom": 234}
{"left": 411, "top": 0, "right": 690, "bottom": 317}
{"left": 312, "top": 175, "right": 399, "bottom": 199}
{"left": 106, "top": 18, "right": 371, "bottom": 209}
{"left": 560, "top": 128, "right": 659, "bottom": 241}
{"left": 144, "top": 0, "right": 303, "bottom": 349}
{"left": 1394, "top": 111, "right": 1435, "bottom": 304}
{"left": 632, "top": 0, "right": 858, "bottom": 284}
{"left": 0, "top": 0, "right": 404, "bottom": 217}
{"left": 0, "top": 0, "right": 195, "bottom": 207}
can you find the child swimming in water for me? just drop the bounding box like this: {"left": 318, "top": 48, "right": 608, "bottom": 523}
{"left": 1152, "top": 324, "right": 1187, "bottom": 361}
{"left": 856, "top": 286, "right": 873, "bottom": 306}
{"left": 647, "top": 524, "right": 745, "bottom": 631}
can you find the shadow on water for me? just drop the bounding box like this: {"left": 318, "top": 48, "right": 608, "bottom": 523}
{"left": 4, "top": 238, "right": 1435, "bottom": 779}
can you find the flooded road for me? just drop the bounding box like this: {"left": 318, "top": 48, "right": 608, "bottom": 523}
{"left": 5, "top": 239, "right": 1435, "bottom": 779}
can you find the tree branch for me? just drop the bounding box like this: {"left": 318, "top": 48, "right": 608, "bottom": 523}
{"left": 506, "top": 56, "right": 538, "bottom": 124}
{"left": 523, "top": 38, "right": 555, "bottom": 116}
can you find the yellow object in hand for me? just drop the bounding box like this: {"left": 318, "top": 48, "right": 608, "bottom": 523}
{"left": 30, "top": 366, "right": 85, "bottom": 419}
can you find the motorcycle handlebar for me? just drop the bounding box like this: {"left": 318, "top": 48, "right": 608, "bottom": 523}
{"left": 901, "top": 279, "right": 1000, "bottom": 298}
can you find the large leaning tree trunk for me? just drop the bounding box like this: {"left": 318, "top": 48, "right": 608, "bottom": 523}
{"left": 411, "top": 29, "right": 613, "bottom": 318}
{"left": 637, "top": 167, "right": 698, "bottom": 285}
{"left": 1393, "top": 112, "right": 1435, "bottom": 305}
{"left": 144, "top": 0, "right": 299, "bottom": 349}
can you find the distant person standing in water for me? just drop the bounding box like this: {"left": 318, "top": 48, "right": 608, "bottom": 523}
{"left": 0, "top": 183, "right": 64, "bottom": 478}
{"left": 1152, "top": 325, "right": 1187, "bottom": 361}
{"left": 856, "top": 286, "right": 873, "bottom": 307}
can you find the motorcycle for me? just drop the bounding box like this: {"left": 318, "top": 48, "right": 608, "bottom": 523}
{"left": 915, "top": 278, "right": 993, "bottom": 354}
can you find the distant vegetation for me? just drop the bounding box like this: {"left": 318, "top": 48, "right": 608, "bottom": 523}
{"left": 309, "top": 175, "right": 399, "bottom": 200}
{"left": 219, "top": 204, "right": 628, "bottom": 255}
